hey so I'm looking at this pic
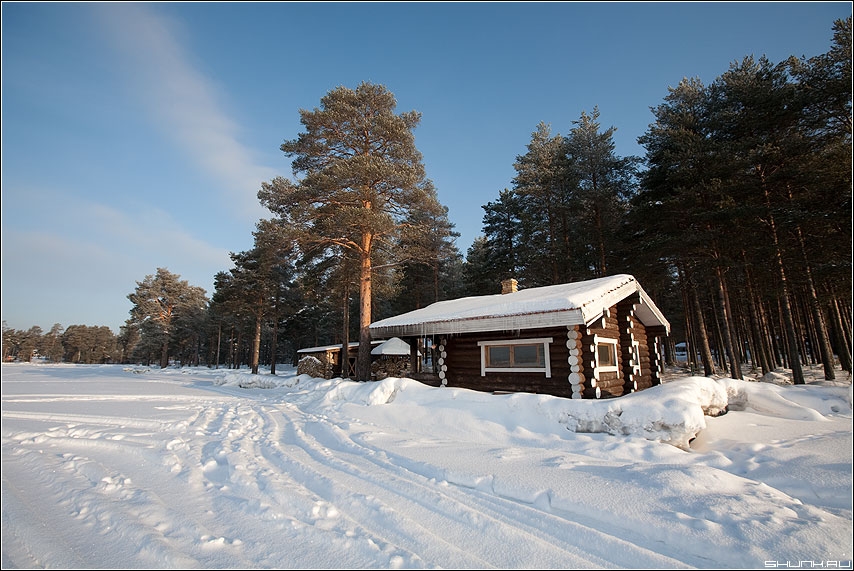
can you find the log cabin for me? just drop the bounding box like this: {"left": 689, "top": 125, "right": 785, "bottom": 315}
{"left": 369, "top": 274, "right": 670, "bottom": 399}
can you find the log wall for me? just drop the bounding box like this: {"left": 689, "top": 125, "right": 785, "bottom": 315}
{"left": 646, "top": 325, "right": 667, "bottom": 388}
{"left": 440, "top": 327, "right": 575, "bottom": 398}
{"left": 582, "top": 305, "right": 624, "bottom": 398}
{"left": 417, "top": 298, "right": 667, "bottom": 400}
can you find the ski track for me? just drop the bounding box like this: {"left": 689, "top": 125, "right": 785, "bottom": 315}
{"left": 268, "top": 404, "right": 696, "bottom": 568}
{"left": 3, "top": 371, "right": 850, "bottom": 569}
{"left": 3, "top": 388, "right": 696, "bottom": 569}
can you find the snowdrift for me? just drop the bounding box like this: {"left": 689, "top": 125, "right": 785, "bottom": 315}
{"left": 214, "top": 369, "right": 849, "bottom": 449}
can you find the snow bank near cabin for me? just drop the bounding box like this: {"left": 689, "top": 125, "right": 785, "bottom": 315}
{"left": 215, "top": 370, "right": 303, "bottom": 389}
{"left": 548, "top": 377, "right": 729, "bottom": 448}
{"left": 214, "top": 371, "right": 740, "bottom": 448}
{"left": 212, "top": 369, "right": 850, "bottom": 449}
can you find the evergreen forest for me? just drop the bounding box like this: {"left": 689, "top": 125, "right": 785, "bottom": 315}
{"left": 3, "top": 17, "right": 850, "bottom": 386}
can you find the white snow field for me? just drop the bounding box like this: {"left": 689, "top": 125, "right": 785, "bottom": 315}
{"left": 2, "top": 362, "right": 851, "bottom": 569}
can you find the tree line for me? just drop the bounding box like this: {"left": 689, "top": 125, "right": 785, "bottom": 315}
{"left": 3, "top": 323, "right": 121, "bottom": 364}
{"left": 4, "top": 18, "right": 849, "bottom": 385}
{"left": 464, "top": 18, "right": 851, "bottom": 384}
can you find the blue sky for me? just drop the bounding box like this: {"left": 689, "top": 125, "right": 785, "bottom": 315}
{"left": 2, "top": 2, "right": 850, "bottom": 333}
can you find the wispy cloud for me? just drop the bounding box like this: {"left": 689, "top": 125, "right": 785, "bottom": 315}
{"left": 1, "top": 187, "right": 233, "bottom": 330}
{"left": 94, "top": 3, "right": 275, "bottom": 221}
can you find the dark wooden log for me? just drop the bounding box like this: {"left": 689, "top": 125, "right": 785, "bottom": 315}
{"left": 441, "top": 327, "right": 574, "bottom": 397}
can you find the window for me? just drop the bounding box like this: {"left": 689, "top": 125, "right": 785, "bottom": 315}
{"left": 511, "top": 344, "right": 542, "bottom": 367}
{"left": 486, "top": 344, "right": 543, "bottom": 368}
{"left": 478, "top": 338, "right": 553, "bottom": 377}
{"left": 486, "top": 345, "right": 512, "bottom": 367}
{"left": 595, "top": 337, "right": 619, "bottom": 373}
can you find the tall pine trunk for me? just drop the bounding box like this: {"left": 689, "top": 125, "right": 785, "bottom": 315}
{"left": 794, "top": 223, "right": 835, "bottom": 379}
{"left": 215, "top": 323, "right": 222, "bottom": 369}
{"left": 714, "top": 266, "right": 742, "bottom": 380}
{"left": 690, "top": 287, "right": 716, "bottom": 377}
{"left": 829, "top": 296, "right": 852, "bottom": 373}
{"left": 356, "top": 233, "right": 373, "bottom": 382}
{"left": 341, "top": 281, "right": 350, "bottom": 379}
{"left": 270, "top": 315, "right": 278, "bottom": 375}
{"left": 251, "top": 311, "right": 262, "bottom": 375}
{"left": 761, "top": 179, "right": 804, "bottom": 384}
{"left": 742, "top": 258, "right": 771, "bottom": 374}
{"left": 680, "top": 278, "right": 699, "bottom": 374}
{"left": 160, "top": 340, "right": 169, "bottom": 369}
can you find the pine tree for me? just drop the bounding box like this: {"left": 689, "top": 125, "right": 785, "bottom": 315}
{"left": 126, "top": 268, "right": 209, "bottom": 369}
{"left": 391, "top": 181, "right": 462, "bottom": 313}
{"left": 41, "top": 323, "right": 65, "bottom": 363}
{"left": 17, "top": 326, "right": 43, "bottom": 362}
{"left": 462, "top": 237, "right": 499, "bottom": 296}
{"left": 479, "top": 188, "right": 526, "bottom": 283}
{"left": 60, "top": 325, "right": 116, "bottom": 364}
{"left": 223, "top": 221, "right": 295, "bottom": 374}
{"left": 786, "top": 16, "right": 853, "bottom": 373}
{"left": 512, "top": 122, "right": 573, "bottom": 284}
{"left": 563, "top": 107, "right": 638, "bottom": 277}
{"left": 259, "top": 82, "right": 440, "bottom": 381}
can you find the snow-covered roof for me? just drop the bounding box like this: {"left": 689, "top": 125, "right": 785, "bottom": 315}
{"left": 370, "top": 337, "right": 419, "bottom": 356}
{"left": 369, "top": 274, "right": 670, "bottom": 337}
{"left": 297, "top": 341, "right": 382, "bottom": 354}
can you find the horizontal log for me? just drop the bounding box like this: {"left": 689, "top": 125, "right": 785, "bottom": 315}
{"left": 443, "top": 376, "right": 575, "bottom": 399}
{"left": 595, "top": 378, "right": 625, "bottom": 391}
{"left": 599, "top": 387, "right": 625, "bottom": 398}
{"left": 408, "top": 324, "right": 674, "bottom": 400}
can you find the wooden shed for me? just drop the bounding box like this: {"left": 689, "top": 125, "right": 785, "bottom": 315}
{"left": 369, "top": 274, "right": 670, "bottom": 399}
{"left": 296, "top": 341, "right": 383, "bottom": 379}
{"left": 371, "top": 337, "right": 421, "bottom": 380}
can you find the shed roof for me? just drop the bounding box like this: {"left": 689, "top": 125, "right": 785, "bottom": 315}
{"left": 297, "top": 341, "right": 381, "bottom": 354}
{"left": 369, "top": 274, "right": 670, "bottom": 337}
{"left": 370, "top": 337, "right": 418, "bottom": 356}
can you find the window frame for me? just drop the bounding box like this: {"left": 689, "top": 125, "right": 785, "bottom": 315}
{"left": 594, "top": 336, "right": 620, "bottom": 373}
{"left": 477, "top": 337, "right": 553, "bottom": 377}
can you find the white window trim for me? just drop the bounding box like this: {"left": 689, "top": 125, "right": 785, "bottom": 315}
{"left": 478, "top": 337, "right": 553, "bottom": 377}
{"left": 594, "top": 335, "right": 619, "bottom": 374}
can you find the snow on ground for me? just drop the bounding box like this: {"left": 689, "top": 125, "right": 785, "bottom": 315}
{"left": 2, "top": 362, "right": 851, "bottom": 569}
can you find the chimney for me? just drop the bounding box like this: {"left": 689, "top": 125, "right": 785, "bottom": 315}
{"left": 500, "top": 278, "right": 518, "bottom": 294}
